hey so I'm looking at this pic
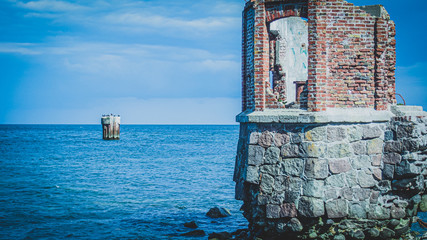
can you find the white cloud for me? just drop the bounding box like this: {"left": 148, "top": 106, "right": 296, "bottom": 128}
{"left": 0, "top": 43, "right": 41, "bottom": 55}
{"left": 1, "top": 0, "right": 243, "bottom": 124}
{"left": 2, "top": 41, "right": 240, "bottom": 101}
{"left": 16, "top": 0, "right": 87, "bottom": 12}
{"left": 0, "top": 41, "right": 237, "bottom": 63}
{"left": 11, "top": 0, "right": 241, "bottom": 39}
{"left": 209, "top": 2, "right": 242, "bottom": 15}
{"left": 104, "top": 13, "right": 239, "bottom": 30}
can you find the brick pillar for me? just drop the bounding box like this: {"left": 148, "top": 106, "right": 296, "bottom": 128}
{"left": 374, "top": 19, "right": 389, "bottom": 110}
{"left": 386, "top": 21, "right": 397, "bottom": 106}
{"left": 242, "top": 9, "right": 248, "bottom": 111}
{"left": 253, "top": 2, "right": 269, "bottom": 111}
{"left": 307, "top": 0, "right": 328, "bottom": 112}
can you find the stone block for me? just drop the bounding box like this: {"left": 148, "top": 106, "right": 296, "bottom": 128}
{"left": 248, "top": 145, "right": 265, "bottom": 166}
{"left": 280, "top": 203, "right": 297, "bottom": 218}
{"left": 259, "top": 131, "right": 273, "bottom": 148}
{"left": 281, "top": 144, "right": 300, "bottom": 158}
{"left": 257, "top": 194, "right": 268, "bottom": 206}
{"left": 402, "top": 152, "right": 419, "bottom": 161}
{"left": 273, "top": 175, "right": 287, "bottom": 192}
{"left": 298, "top": 197, "right": 324, "bottom": 217}
{"left": 327, "top": 126, "right": 347, "bottom": 142}
{"left": 396, "top": 124, "right": 414, "bottom": 139}
{"left": 273, "top": 133, "right": 290, "bottom": 147}
{"left": 391, "top": 204, "right": 406, "bottom": 219}
{"left": 351, "top": 141, "right": 367, "bottom": 155}
{"left": 303, "top": 180, "right": 324, "bottom": 198}
{"left": 358, "top": 170, "right": 377, "bottom": 188}
{"left": 366, "top": 228, "right": 380, "bottom": 238}
{"left": 333, "top": 234, "right": 346, "bottom": 240}
{"left": 324, "top": 188, "right": 338, "bottom": 201}
{"left": 395, "top": 160, "right": 420, "bottom": 179}
{"left": 280, "top": 158, "right": 304, "bottom": 177}
{"left": 348, "top": 126, "right": 363, "bottom": 142}
{"left": 351, "top": 155, "right": 371, "bottom": 170}
{"left": 370, "top": 191, "right": 380, "bottom": 203}
{"left": 353, "top": 188, "right": 371, "bottom": 201}
{"left": 287, "top": 218, "right": 303, "bottom": 232}
{"left": 260, "top": 174, "right": 274, "bottom": 194}
{"left": 380, "top": 228, "right": 395, "bottom": 238}
{"left": 249, "top": 131, "right": 261, "bottom": 144}
{"left": 340, "top": 187, "right": 352, "bottom": 200}
{"left": 368, "top": 205, "right": 391, "bottom": 220}
{"left": 395, "top": 224, "right": 410, "bottom": 237}
{"left": 266, "top": 204, "right": 281, "bottom": 219}
{"left": 384, "top": 141, "right": 403, "bottom": 153}
{"left": 345, "top": 170, "right": 359, "bottom": 187}
{"left": 372, "top": 168, "right": 382, "bottom": 180}
{"left": 393, "top": 199, "right": 409, "bottom": 208}
{"left": 326, "top": 199, "right": 348, "bottom": 218}
{"left": 246, "top": 166, "right": 260, "bottom": 184}
{"left": 402, "top": 139, "right": 419, "bottom": 152}
{"left": 260, "top": 165, "right": 279, "bottom": 176}
{"left": 305, "top": 126, "right": 326, "bottom": 142}
{"left": 350, "top": 230, "right": 365, "bottom": 240}
{"left": 384, "top": 130, "right": 394, "bottom": 141}
{"left": 327, "top": 143, "right": 351, "bottom": 158}
{"left": 367, "top": 138, "right": 384, "bottom": 155}
{"left": 285, "top": 177, "right": 303, "bottom": 203}
{"left": 270, "top": 194, "right": 286, "bottom": 206}
{"left": 362, "top": 125, "right": 383, "bottom": 139}
{"left": 305, "top": 159, "right": 328, "bottom": 179}
{"left": 300, "top": 142, "right": 325, "bottom": 158}
{"left": 350, "top": 203, "right": 368, "bottom": 219}
{"left": 264, "top": 147, "right": 280, "bottom": 164}
{"left": 326, "top": 174, "right": 347, "bottom": 188}
{"left": 329, "top": 158, "right": 351, "bottom": 174}
{"left": 291, "top": 133, "right": 303, "bottom": 144}
{"left": 383, "top": 153, "right": 401, "bottom": 165}
{"left": 371, "top": 154, "right": 382, "bottom": 166}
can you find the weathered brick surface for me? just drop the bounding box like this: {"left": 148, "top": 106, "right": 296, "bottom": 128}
{"left": 242, "top": 0, "right": 396, "bottom": 112}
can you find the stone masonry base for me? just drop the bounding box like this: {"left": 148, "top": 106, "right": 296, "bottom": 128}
{"left": 234, "top": 108, "right": 427, "bottom": 239}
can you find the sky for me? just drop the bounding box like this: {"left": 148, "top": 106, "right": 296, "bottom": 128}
{"left": 0, "top": 0, "right": 426, "bottom": 124}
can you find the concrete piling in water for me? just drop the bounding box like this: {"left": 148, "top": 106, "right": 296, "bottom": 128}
{"left": 101, "top": 114, "right": 120, "bottom": 140}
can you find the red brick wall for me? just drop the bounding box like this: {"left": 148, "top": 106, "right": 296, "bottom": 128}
{"left": 242, "top": 0, "right": 396, "bottom": 112}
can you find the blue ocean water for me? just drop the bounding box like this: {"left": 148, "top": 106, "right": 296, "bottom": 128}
{"left": 0, "top": 125, "right": 248, "bottom": 240}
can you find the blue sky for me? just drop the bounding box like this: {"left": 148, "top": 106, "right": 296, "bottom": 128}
{"left": 0, "top": 0, "right": 426, "bottom": 124}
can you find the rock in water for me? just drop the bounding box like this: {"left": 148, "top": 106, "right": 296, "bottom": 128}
{"left": 183, "top": 221, "right": 198, "bottom": 229}
{"left": 206, "top": 207, "right": 231, "bottom": 218}
{"left": 180, "top": 230, "right": 206, "bottom": 237}
{"left": 420, "top": 195, "right": 427, "bottom": 212}
{"left": 208, "top": 231, "right": 232, "bottom": 240}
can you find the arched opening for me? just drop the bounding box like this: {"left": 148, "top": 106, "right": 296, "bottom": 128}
{"left": 268, "top": 16, "right": 308, "bottom": 106}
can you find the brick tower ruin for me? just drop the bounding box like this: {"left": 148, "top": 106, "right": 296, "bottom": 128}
{"left": 234, "top": 0, "right": 427, "bottom": 239}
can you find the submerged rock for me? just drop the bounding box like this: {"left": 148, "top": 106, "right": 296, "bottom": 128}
{"left": 208, "top": 231, "right": 232, "bottom": 240}
{"left": 180, "top": 230, "right": 206, "bottom": 237}
{"left": 232, "top": 229, "right": 249, "bottom": 239}
{"left": 206, "top": 207, "right": 231, "bottom": 218}
{"left": 183, "top": 221, "right": 198, "bottom": 229}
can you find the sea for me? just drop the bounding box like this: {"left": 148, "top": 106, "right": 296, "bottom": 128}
{"left": 1, "top": 124, "right": 427, "bottom": 240}
{"left": 0, "top": 125, "right": 248, "bottom": 240}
